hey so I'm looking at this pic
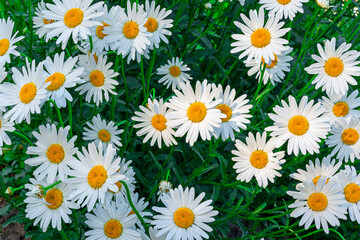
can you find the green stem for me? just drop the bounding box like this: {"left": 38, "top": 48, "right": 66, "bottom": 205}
{"left": 67, "top": 100, "right": 73, "bottom": 138}
{"left": 44, "top": 181, "right": 62, "bottom": 191}
{"left": 49, "top": 99, "right": 64, "bottom": 128}
{"left": 73, "top": 210, "right": 80, "bottom": 239}
{"left": 11, "top": 131, "right": 32, "bottom": 145}
{"left": 28, "top": 0, "right": 33, "bottom": 59}
{"left": 60, "top": 229, "right": 69, "bottom": 240}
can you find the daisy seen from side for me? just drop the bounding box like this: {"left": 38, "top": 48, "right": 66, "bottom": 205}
{"left": 33, "top": 0, "right": 55, "bottom": 42}
{"left": 259, "top": 0, "right": 309, "bottom": 20}
{"left": 0, "top": 17, "right": 24, "bottom": 65}
{"left": 0, "top": 110, "right": 15, "bottom": 156}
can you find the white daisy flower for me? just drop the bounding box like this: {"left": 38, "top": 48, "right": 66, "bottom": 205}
{"left": 33, "top": 1, "right": 55, "bottom": 42}
{"left": 24, "top": 177, "right": 80, "bottom": 232}
{"left": 85, "top": 201, "right": 141, "bottom": 240}
{"left": 0, "top": 17, "right": 24, "bottom": 65}
{"left": 246, "top": 48, "right": 293, "bottom": 86}
{"left": 230, "top": 8, "right": 290, "bottom": 64}
{"left": 316, "top": 0, "right": 330, "bottom": 9}
{"left": 157, "top": 180, "right": 172, "bottom": 201}
{"left": 325, "top": 117, "right": 360, "bottom": 162}
{"left": 44, "top": 52, "right": 84, "bottom": 108}
{"left": 265, "top": 95, "right": 331, "bottom": 156}
{"left": 321, "top": 90, "right": 360, "bottom": 124}
{"left": 43, "top": 0, "right": 104, "bottom": 49}
{"left": 104, "top": 1, "right": 151, "bottom": 63}
{"left": 152, "top": 185, "right": 218, "bottom": 240}
{"left": 75, "top": 54, "right": 119, "bottom": 106}
{"left": 232, "top": 132, "right": 285, "bottom": 188}
{"left": 0, "top": 65, "right": 6, "bottom": 83}
{"left": 25, "top": 124, "right": 78, "bottom": 184}
{"left": 212, "top": 84, "right": 252, "bottom": 141}
{"left": 66, "top": 142, "right": 125, "bottom": 211}
{"left": 305, "top": 37, "right": 360, "bottom": 95}
{"left": 165, "top": 80, "right": 226, "bottom": 146}
{"left": 287, "top": 177, "right": 347, "bottom": 234}
{"left": 0, "top": 110, "right": 15, "bottom": 156}
{"left": 259, "top": 0, "right": 309, "bottom": 20}
{"left": 144, "top": 0, "right": 173, "bottom": 49}
{"left": 156, "top": 57, "right": 192, "bottom": 90}
{"left": 132, "top": 98, "right": 177, "bottom": 148}
{"left": 83, "top": 114, "right": 123, "bottom": 150}
{"left": 0, "top": 59, "right": 48, "bottom": 124}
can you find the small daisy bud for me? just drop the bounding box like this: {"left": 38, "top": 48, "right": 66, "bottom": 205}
{"left": 157, "top": 180, "right": 172, "bottom": 200}
{"left": 204, "top": 3, "right": 212, "bottom": 9}
{"left": 5, "top": 187, "right": 13, "bottom": 195}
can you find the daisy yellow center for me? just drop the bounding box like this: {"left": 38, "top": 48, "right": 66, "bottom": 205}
{"left": 151, "top": 114, "right": 167, "bottom": 131}
{"left": 341, "top": 128, "right": 359, "bottom": 145}
{"left": 45, "top": 72, "right": 66, "bottom": 91}
{"left": 173, "top": 207, "right": 195, "bottom": 229}
{"left": 87, "top": 165, "right": 107, "bottom": 189}
{"left": 104, "top": 219, "right": 123, "bottom": 238}
{"left": 88, "top": 52, "right": 98, "bottom": 63}
{"left": 0, "top": 39, "right": 10, "bottom": 56}
{"left": 19, "top": 82, "right": 37, "bottom": 104}
{"left": 43, "top": 18, "right": 54, "bottom": 25}
{"left": 98, "top": 129, "right": 111, "bottom": 143}
{"left": 144, "top": 17, "right": 158, "bottom": 33}
{"left": 45, "top": 189, "right": 63, "bottom": 209}
{"left": 128, "top": 210, "right": 135, "bottom": 215}
{"left": 332, "top": 102, "right": 349, "bottom": 117}
{"left": 123, "top": 21, "right": 139, "bottom": 39}
{"left": 307, "top": 193, "right": 328, "bottom": 211}
{"left": 288, "top": 115, "right": 309, "bottom": 136}
{"left": 187, "top": 102, "right": 207, "bottom": 123}
{"left": 250, "top": 150, "right": 268, "bottom": 169}
{"left": 0, "top": 120, "right": 2, "bottom": 129}
{"left": 216, "top": 104, "right": 232, "bottom": 122}
{"left": 169, "top": 66, "right": 181, "bottom": 77}
{"left": 64, "top": 8, "right": 84, "bottom": 28}
{"left": 96, "top": 22, "right": 110, "bottom": 39}
{"left": 46, "top": 144, "right": 65, "bottom": 164}
{"left": 262, "top": 54, "right": 278, "bottom": 68}
{"left": 344, "top": 183, "right": 360, "bottom": 203}
{"left": 312, "top": 176, "right": 329, "bottom": 186}
{"left": 324, "top": 57, "right": 344, "bottom": 77}
{"left": 90, "top": 70, "right": 105, "bottom": 87}
{"left": 251, "top": 28, "right": 271, "bottom": 48}
{"left": 277, "top": 0, "right": 292, "bottom": 4}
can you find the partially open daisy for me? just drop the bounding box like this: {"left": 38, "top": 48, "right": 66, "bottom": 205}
{"left": 66, "top": 142, "right": 125, "bottom": 211}
{"left": 24, "top": 177, "right": 79, "bottom": 232}
{"left": 0, "top": 110, "right": 15, "bottom": 156}
{"left": 231, "top": 8, "right": 290, "bottom": 64}
{"left": 287, "top": 177, "right": 347, "bottom": 234}
{"left": 83, "top": 114, "right": 123, "bottom": 150}
{"left": 33, "top": 1, "right": 55, "bottom": 42}
{"left": 43, "top": 0, "right": 104, "bottom": 49}
{"left": 232, "top": 132, "right": 285, "bottom": 188}
{"left": 132, "top": 98, "right": 177, "bottom": 148}
{"left": 265, "top": 95, "right": 331, "bottom": 156}
{"left": 316, "top": 0, "right": 330, "bottom": 9}
{"left": 321, "top": 90, "right": 360, "bottom": 124}
{"left": 157, "top": 180, "right": 172, "bottom": 201}
{"left": 259, "top": 0, "right": 309, "bottom": 20}
{"left": 44, "top": 52, "right": 84, "bottom": 108}
{"left": 0, "top": 65, "right": 6, "bottom": 83}
{"left": 0, "top": 17, "right": 24, "bottom": 65}
{"left": 85, "top": 201, "right": 141, "bottom": 240}
{"left": 325, "top": 117, "right": 360, "bottom": 162}
{"left": 166, "top": 80, "right": 226, "bottom": 146}
{"left": 25, "top": 124, "right": 78, "bottom": 184}
{"left": 212, "top": 84, "right": 252, "bottom": 141}
{"left": 0, "top": 59, "right": 48, "bottom": 124}
{"left": 246, "top": 48, "right": 293, "bottom": 86}
{"left": 126, "top": 192, "right": 153, "bottom": 231}
{"left": 152, "top": 185, "right": 218, "bottom": 240}
{"left": 305, "top": 37, "right": 360, "bottom": 95}
{"left": 156, "top": 57, "right": 192, "bottom": 90}
{"left": 76, "top": 54, "right": 119, "bottom": 106}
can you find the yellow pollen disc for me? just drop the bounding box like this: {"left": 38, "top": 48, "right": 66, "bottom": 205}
{"left": 312, "top": 176, "right": 329, "bottom": 186}
{"left": 109, "top": 181, "right": 122, "bottom": 193}
{"left": 46, "top": 144, "right": 65, "bottom": 164}
{"left": 251, "top": 28, "right": 271, "bottom": 48}
{"left": 277, "top": 0, "right": 292, "bottom": 4}
{"left": 216, "top": 104, "right": 232, "bottom": 122}
{"left": 187, "top": 102, "right": 207, "bottom": 123}
{"left": 45, "top": 72, "right": 66, "bottom": 91}
{"left": 324, "top": 57, "right": 344, "bottom": 77}
{"left": 87, "top": 165, "right": 108, "bottom": 189}
{"left": 341, "top": 128, "right": 359, "bottom": 145}
{"left": 344, "top": 183, "right": 360, "bottom": 203}
{"left": 64, "top": 8, "right": 84, "bottom": 28}
{"left": 0, "top": 120, "right": 2, "bottom": 129}
{"left": 250, "top": 150, "right": 268, "bottom": 169}
{"left": 90, "top": 70, "right": 105, "bottom": 87}
{"left": 43, "top": 18, "right": 54, "bottom": 25}
{"left": 288, "top": 115, "right": 309, "bottom": 136}
{"left": 104, "top": 219, "right": 123, "bottom": 238}
{"left": 307, "top": 193, "right": 328, "bottom": 211}
{"left": 332, "top": 102, "right": 349, "bottom": 117}
{"left": 19, "top": 82, "right": 37, "bottom": 104}
{"left": 169, "top": 66, "right": 181, "bottom": 77}
{"left": 0, "top": 39, "right": 10, "bottom": 56}
{"left": 262, "top": 54, "right": 278, "bottom": 68}
{"left": 144, "top": 17, "right": 158, "bottom": 33}
{"left": 151, "top": 114, "right": 167, "bottom": 131}
{"left": 128, "top": 210, "right": 135, "bottom": 215}
{"left": 123, "top": 21, "right": 139, "bottom": 39}
{"left": 45, "top": 189, "right": 63, "bottom": 209}
{"left": 173, "top": 207, "right": 195, "bottom": 229}
{"left": 96, "top": 22, "right": 110, "bottom": 39}
{"left": 98, "top": 129, "right": 111, "bottom": 143}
